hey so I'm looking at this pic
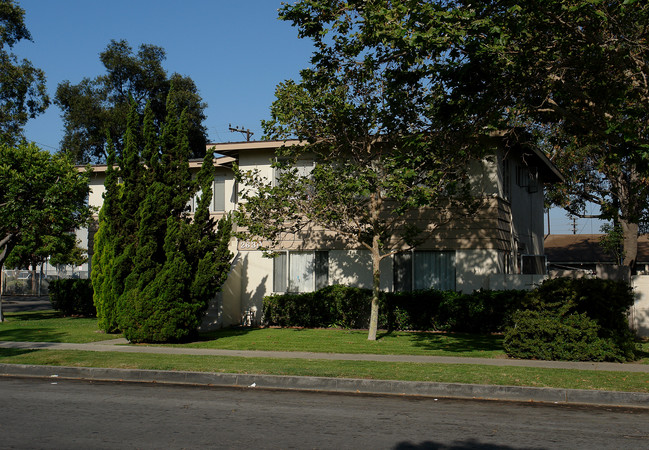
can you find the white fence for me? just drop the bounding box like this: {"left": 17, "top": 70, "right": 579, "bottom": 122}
{"left": 1, "top": 264, "right": 89, "bottom": 296}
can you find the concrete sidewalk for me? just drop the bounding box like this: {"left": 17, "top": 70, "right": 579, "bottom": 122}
{"left": 2, "top": 339, "right": 649, "bottom": 372}
{"left": 1, "top": 339, "right": 648, "bottom": 409}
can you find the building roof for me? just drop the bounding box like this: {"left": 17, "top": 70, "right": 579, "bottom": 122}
{"left": 544, "top": 234, "right": 649, "bottom": 264}
{"left": 207, "top": 138, "right": 564, "bottom": 184}
{"left": 77, "top": 155, "right": 236, "bottom": 173}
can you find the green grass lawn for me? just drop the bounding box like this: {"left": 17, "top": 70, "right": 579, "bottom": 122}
{"left": 170, "top": 327, "right": 506, "bottom": 358}
{"left": 0, "top": 348, "right": 648, "bottom": 393}
{"left": 0, "top": 311, "right": 123, "bottom": 343}
{"left": 0, "top": 310, "right": 648, "bottom": 392}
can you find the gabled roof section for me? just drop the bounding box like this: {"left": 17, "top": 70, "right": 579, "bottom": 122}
{"left": 206, "top": 135, "right": 565, "bottom": 184}
{"left": 517, "top": 145, "right": 564, "bottom": 184}
{"left": 207, "top": 139, "right": 303, "bottom": 158}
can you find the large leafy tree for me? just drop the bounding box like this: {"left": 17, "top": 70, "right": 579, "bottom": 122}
{"left": 4, "top": 229, "right": 85, "bottom": 294}
{"left": 0, "top": 0, "right": 49, "bottom": 145}
{"left": 0, "top": 142, "right": 92, "bottom": 320}
{"left": 92, "top": 94, "right": 232, "bottom": 342}
{"left": 367, "top": 0, "right": 648, "bottom": 268}
{"left": 236, "top": 1, "right": 485, "bottom": 341}
{"left": 290, "top": 1, "right": 649, "bottom": 270}
{"left": 450, "top": 0, "right": 649, "bottom": 269}
{"left": 55, "top": 39, "right": 207, "bottom": 164}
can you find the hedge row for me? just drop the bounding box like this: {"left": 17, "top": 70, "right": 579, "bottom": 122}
{"left": 263, "top": 285, "right": 527, "bottom": 333}
{"left": 263, "top": 278, "right": 640, "bottom": 362}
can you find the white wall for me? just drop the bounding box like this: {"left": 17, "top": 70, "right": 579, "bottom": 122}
{"left": 631, "top": 275, "right": 649, "bottom": 337}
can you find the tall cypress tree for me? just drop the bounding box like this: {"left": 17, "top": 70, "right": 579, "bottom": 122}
{"left": 91, "top": 138, "right": 122, "bottom": 332}
{"left": 94, "top": 87, "right": 233, "bottom": 342}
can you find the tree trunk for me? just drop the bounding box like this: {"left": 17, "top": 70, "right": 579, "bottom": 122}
{"left": 367, "top": 235, "right": 381, "bottom": 341}
{"left": 30, "top": 263, "right": 38, "bottom": 295}
{"left": 621, "top": 219, "right": 638, "bottom": 269}
{"left": 0, "top": 234, "right": 16, "bottom": 323}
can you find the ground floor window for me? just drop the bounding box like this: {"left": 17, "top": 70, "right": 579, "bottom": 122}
{"left": 393, "top": 251, "right": 456, "bottom": 291}
{"left": 273, "top": 251, "right": 329, "bottom": 293}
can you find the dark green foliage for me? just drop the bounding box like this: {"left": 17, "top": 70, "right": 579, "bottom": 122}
{"left": 504, "top": 278, "right": 638, "bottom": 362}
{"left": 0, "top": 0, "right": 49, "bottom": 145}
{"left": 263, "top": 286, "right": 526, "bottom": 332}
{"left": 263, "top": 292, "right": 319, "bottom": 328}
{"left": 49, "top": 279, "right": 95, "bottom": 317}
{"left": 381, "top": 289, "right": 444, "bottom": 331}
{"left": 1, "top": 142, "right": 92, "bottom": 278}
{"left": 318, "top": 285, "right": 372, "bottom": 329}
{"left": 263, "top": 286, "right": 372, "bottom": 329}
{"left": 55, "top": 39, "right": 207, "bottom": 163}
{"left": 436, "top": 289, "right": 527, "bottom": 333}
{"left": 504, "top": 310, "right": 630, "bottom": 362}
{"left": 92, "top": 92, "right": 232, "bottom": 342}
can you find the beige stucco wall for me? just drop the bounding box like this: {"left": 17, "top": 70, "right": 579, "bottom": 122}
{"left": 631, "top": 275, "right": 649, "bottom": 337}
{"left": 88, "top": 172, "right": 106, "bottom": 209}
{"left": 329, "top": 250, "right": 393, "bottom": 290}
{"left": 455, "top": 249, "right": 503, "bottom": 292}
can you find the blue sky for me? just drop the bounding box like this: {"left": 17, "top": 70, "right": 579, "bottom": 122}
{"left": 15, "top": 0, "right": 314, "bottom": 149}
{"left": 13, "top": 0, "right": 601, "bottom": 235}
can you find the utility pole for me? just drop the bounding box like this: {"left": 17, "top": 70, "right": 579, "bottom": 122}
{"left": 572, "top": 216, "right": 578, "bottom": 235}
{"left": 229, "top": 124, "right": 254, "bottom": 142}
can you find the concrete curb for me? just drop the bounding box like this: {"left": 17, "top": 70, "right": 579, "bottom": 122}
{"left": 1, "top": 363, "right": 648, "bottom": 409}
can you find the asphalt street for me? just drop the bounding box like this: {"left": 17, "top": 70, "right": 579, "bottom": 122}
{"left": 2, "top": 377, "right": 648, "bottom": 449}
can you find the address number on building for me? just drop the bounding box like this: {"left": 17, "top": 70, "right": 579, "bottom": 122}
{"left": 239, "top": 241, "right": 261, "bottom": 250}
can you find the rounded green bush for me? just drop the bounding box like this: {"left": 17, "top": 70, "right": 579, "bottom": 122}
{"left": 49, "top": 278, "right": 95, "bottom": 317}
{"left": 504, "top": 310, "right": 627, "bottom": 362}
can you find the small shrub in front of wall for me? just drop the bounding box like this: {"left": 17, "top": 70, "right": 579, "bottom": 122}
{"left": 440, "top": 289, "right": 528, "bottom": 333}
{"left": 263, "top": 292, "right": 320, "bottom": 327}
{"left": 505, "top": 278, "right": 639, "bottom": 362}
{"left": 503, "top": 310, "right": 628, "bottom": 362}
{"left": 49, "top": 279, "right": 96, "bottom": 317}
{"left": 381, "top": 289, "right": 444, "bottom": 331}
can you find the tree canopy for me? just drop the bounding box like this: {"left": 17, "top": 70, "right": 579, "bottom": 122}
{"left": 236, "top": 1, "right": 486, "bottom": 340}
{"left": 0, "top": 142, "right": 92, "bottom": 319}
{"left": 286, "top": 0, "right": 649, "bottom": 269}
{"left": 0, "top": 0, "right": 49, "bottom": 145}
{"left": 55, "top": 39, "right": 208, "bottom": 164}
{"left": 445, "top": 0, "right": 649, "bottom": 268}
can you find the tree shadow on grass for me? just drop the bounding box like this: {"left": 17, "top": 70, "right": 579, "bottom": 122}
{"left": 196, "top": 326, "right": 258, "bottom": 342}
{"left": 378, "top": 330, "right": 504, "bottom": 353}
{"left": 635, "top": 340, "right": 649, "bottom": 362}
{"left": 0, "top": 348, "right": 39, "bottom": 358}
{"left": 1, "top": 311, "right": 68, "bottom": 343}
{"left": 0, "top": 327, "right": 67, "bottom": 343}
{"left": 4, "top": 311, "right": 62, "bottom": 322}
